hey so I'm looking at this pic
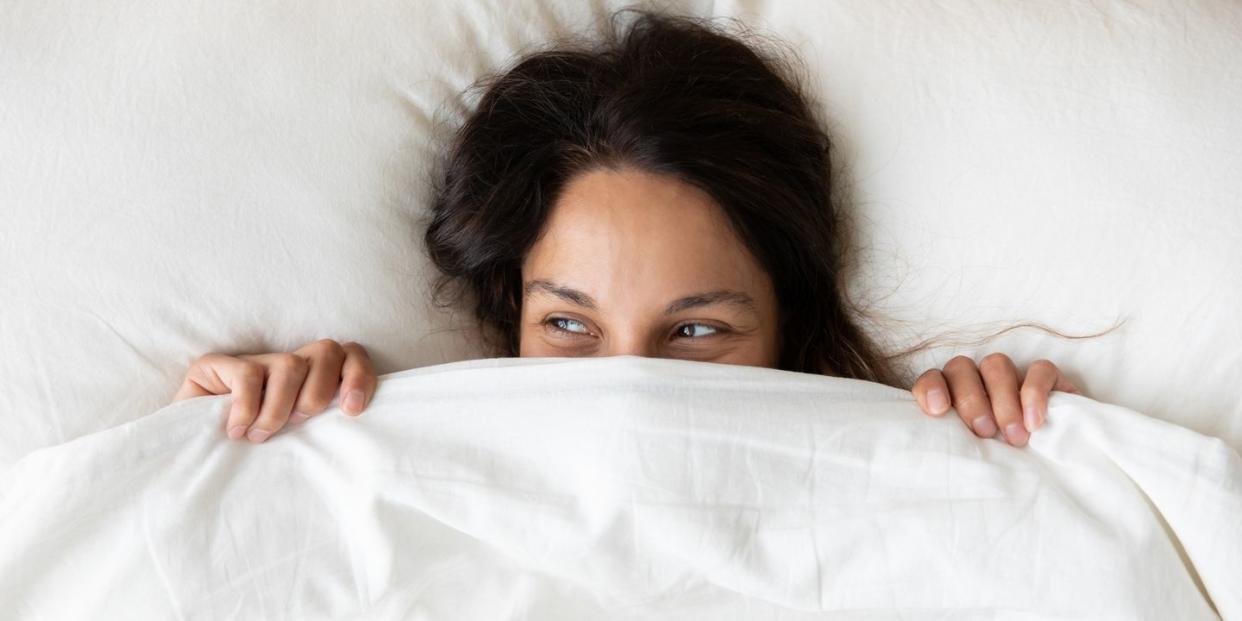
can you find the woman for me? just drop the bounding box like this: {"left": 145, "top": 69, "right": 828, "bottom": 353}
{"left": 174, "top": 10, "right": 1088, "bottom": 447}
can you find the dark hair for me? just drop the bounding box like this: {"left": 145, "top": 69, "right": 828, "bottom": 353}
{"left": 424, "top": 10, "right": 1120, "bottom": 388}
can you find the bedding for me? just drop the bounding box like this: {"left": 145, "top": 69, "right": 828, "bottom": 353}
{"left": 3, "top": 0, "right": 1242, "bottom": 478}
{"left": 2, "top": 356, "right": 1238, "bottom": 620}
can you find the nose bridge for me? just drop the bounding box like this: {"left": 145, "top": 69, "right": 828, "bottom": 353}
{"left": 603, "top": 330, "right": 657, "bottom": 359}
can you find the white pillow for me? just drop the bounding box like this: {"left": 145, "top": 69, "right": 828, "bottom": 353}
{"left": 2, "top": 0, "right": 1239, "bottom": 468}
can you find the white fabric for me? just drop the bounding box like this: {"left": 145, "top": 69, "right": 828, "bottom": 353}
{"left": 2, "top": 1, "right": 1241, "bottom": 474}
{"left": 2, "top": 356, "right": 1238, "bottom": 619}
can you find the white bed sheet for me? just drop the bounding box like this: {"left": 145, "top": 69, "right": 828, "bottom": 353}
{"left": 2, "top": 356, "right": 1238, "bottom": 619}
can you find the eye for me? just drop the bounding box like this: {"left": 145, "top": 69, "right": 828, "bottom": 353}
{"left": 546, "top": 317, "right": 591, "bottom": 336}
{"left": 674, "top": 323, "right": 719, "bottom": 339}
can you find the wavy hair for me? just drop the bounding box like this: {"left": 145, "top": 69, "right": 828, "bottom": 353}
{"left": 423, "top": 9, "right": 1119, "bottom": 387}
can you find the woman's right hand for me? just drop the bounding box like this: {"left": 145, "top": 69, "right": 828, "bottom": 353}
{"left": 172, "top": 339, "right": 378, "bottom": 443}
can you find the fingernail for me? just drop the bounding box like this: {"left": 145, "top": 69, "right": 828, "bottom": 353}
{"left": 1024, "top": 405, "right": 1039, "bottom": 432}
{"left": 927, "top": 390, "right": 949, "bottom": 415}
{"left": 971, "top": 416, "right": 997, "bottom": 438}
{"left": 1005, "top": 422, "right": 1029, "bottom": 446}
{"left": 291, "top": 411, "right": 310, "bottom": 423}
{"left": 344, "top": 390, "right": 365, "bottom": 415}
{"left": 227, "top": 426, "right": 248, "bottom": 440}
{"left": 247, "top": 428, "right": 271, "bottom": 443}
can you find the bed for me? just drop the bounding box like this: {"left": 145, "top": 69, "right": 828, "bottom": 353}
{"left": 2, "top": 0, "right": 1240, "bottom": 618}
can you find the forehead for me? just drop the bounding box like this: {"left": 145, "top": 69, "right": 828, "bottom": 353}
{"left": 522, "top": 167, "right": 770, "bottom": 299}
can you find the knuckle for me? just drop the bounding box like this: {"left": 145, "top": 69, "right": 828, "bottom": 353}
{"left": 979, "top": 352, "right": 1011, "bottom": 372}
{"left": 342, "top": 341, "right": 370, "bottom": 358}
{"left": 1028, "top": 358, "right": 1057, "bottom": 374}
{"left": 238, "top": 361, "right": 265, "bottom": 383}
{"left": 314, "top": 338, "right": 345, "bottom": 354}
{"left": 192, "top": 352, "right": 227, "bottom": 369}
{"left": 274, "top": 352, "right": 307, "bottom": 373}
{"left": 944, "top": 355, "right": 975, "bottom": 373}
{"left": 298, "top": 394, "right": 333, "bottom": 414}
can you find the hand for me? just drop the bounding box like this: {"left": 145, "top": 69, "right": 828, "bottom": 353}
{"left": 173, "top": 339, "right": 378, "bottom": 443}
{"left": 911, "top": 354, "right": 1082, "bottom": 447}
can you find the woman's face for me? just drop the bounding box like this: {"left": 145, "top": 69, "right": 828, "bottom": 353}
{"left": 519, "top": 167, "right": 781, "bottom": 367}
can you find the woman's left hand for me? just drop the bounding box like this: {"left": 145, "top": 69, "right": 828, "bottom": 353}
{"left": 911, "top": 354, "right": 1082, "bottom": 447}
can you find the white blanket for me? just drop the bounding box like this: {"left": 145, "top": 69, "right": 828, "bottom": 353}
{"left": 1, "top": 357, "right": 1238, "bottom": 619}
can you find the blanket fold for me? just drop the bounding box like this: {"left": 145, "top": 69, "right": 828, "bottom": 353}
{"left": 1, "top": 356, "right": 1238, "bottom": 619}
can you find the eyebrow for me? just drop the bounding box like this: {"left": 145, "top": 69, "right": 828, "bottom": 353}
{"left": 663, "top": 290, "right": 757, "bottom": 315}
{"left": 523, "top": 279, "right": 757, "bottom": 316}
{"left": 524, "top": 279, "right": 598, "bottom": 309}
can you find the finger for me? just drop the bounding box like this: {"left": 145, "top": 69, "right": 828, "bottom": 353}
{"left": 978, "top": 353, "right": 1028, "bottom": 447}
{"left": 942, "top": 355, "right": 998, "bottom": 439}
{"left": 1053, "top": 373, "right": 1082, "bottom": 395}
{"left": 291, "top": 339, "right": 347, "bottom": 420}
{"left": 221, "top": 359, "right": 266, "bottom": 441}
{"left": 242, "top": 353, "right": 309, "bottom": 443}
{"left": 172, "top": 375, "right": 213, "bottom": 402}
{"left": 174, "top": 353, "right": 234, "bottom": 401}
{"left": 1020, "top": 359, "right": 1059, "bottom": 433}
{"left": 911, "top": 369, "right": 951, "bottom": 417}
{"left": 338, "top": 341, "right": 378, "bottom": 416}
